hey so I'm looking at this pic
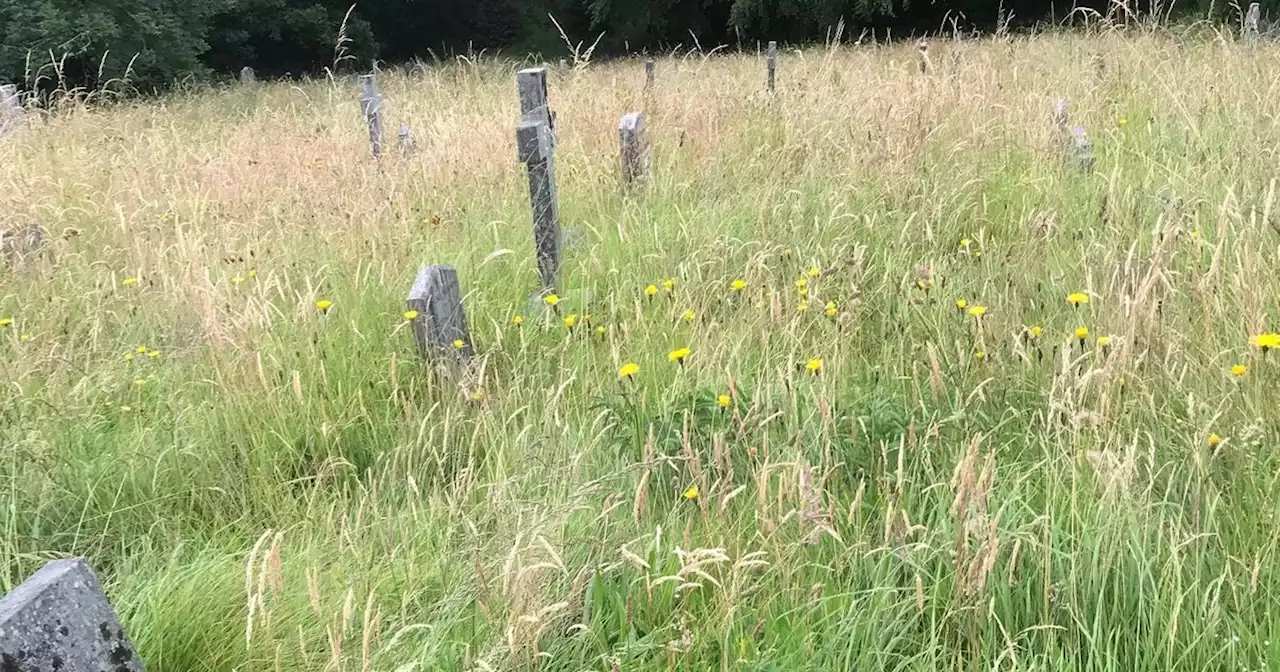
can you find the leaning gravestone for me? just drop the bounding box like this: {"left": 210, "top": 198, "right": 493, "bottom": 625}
{"left": 359, "top": 74, "right": 384, "bottom": 159}
{"left": 0, "top": 557, "right": 144, "bottom": 671}
{"left": 618, "top": 111, "right": 651, "bottom": 184}
{"left": 239, "top": 67, "right": 256, "bottom": 85}
{"left": 406, "top": 264, "right": 473, "bottom": 361}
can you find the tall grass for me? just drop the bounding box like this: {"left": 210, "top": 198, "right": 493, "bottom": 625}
{"left": 1, "top": 26, "right": 1278, "bottom": 671}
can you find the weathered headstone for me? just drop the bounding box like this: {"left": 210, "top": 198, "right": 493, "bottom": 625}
{"left": 618, "top": 111, "right": 650, "bottom": 184}
{"left": 359, "top": 73, "right": 383, "bottom": 159}
{"left": 406, "top": 265, "right": 473, "bottom": 360}
{"left": 1068, "top": 126, "right": 1095, "bottom": 173}
{"left": 516, "top": 68, "right": 555, "bottom": 147}
{"left": 917, "top": 39, "right": 931, "bottom": 74}
{"left": 644, "top": 59, "right": 655, "bottom": 89}
{"left": 517, "top": 120, "right": 560, "bottom": 291}
{"left": 0, "top": 84, "right": 22, "bottom": 134}
{"left": 239, "top": 66, "right": 256, "bottom": 84}
{"left": 0, "top": 557, "right": 144, "bottom": 672}
{"left": 1245, "top": 3, "right": 1261, "bottom": 41}
{"left": 766, "top": 41, "right": 778, "bottom": 92}
{"left": 397, "top": 123, "right": 413, "bottom": 156}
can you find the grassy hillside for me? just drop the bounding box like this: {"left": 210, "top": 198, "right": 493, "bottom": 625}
{"left": 1, "top": 28, "right": 1277, "bottom": 671}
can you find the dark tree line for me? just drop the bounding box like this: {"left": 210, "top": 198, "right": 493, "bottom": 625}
{"left": 0, "top": 0, "right": 1257, "bottom": 92}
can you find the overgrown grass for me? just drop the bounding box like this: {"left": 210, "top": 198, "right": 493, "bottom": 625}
{"left": 2, "top": 27, "right": 1279, "bottom": 671}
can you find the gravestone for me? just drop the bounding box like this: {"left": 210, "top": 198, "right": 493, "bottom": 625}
{"left": 766, "top": 41, "right": 778, "bottom": 92}
{"left": 0, "top": 557, "right": 144, "bottom": 671}
{"left": 1068, "top": 126, "right": 1095, "bottom": 173}
{"left": 239, "top": 67, "right": 256, "bottom": 84}
{"left": 1245, "top": 3, "right": 1261, "bottom": 41}
{"left": 645, "top": 59, "right": 655, "bottom": 89}
{"left": 516, "top": 68, "right": 555, "bottom": 147}
{"left": 0, "top": 84, "right": 22, "bottom": 134}
{"left": 406, "top": 265, "right": 473, "bottom": 360}
{"left": 359, "top": 74, "right": 384, "bottom": 159}
{"left": 618, "top": 111, "right": 651, "bottom": 184}
{"left": 517, "top": 120, "right": 560, "bottom": 291}
{"left": 397, "top": 124, "right": 413, "bottom": 156}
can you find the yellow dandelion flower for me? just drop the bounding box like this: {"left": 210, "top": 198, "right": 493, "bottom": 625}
{"left": 564, "top": 314, "right": 578, "bottom": 328}
{"left": 1096, "top": 335, "right": 1112, "bottom": 348}
{"left": 247, "top": 270, "right": 258, "bottom": 278}
{"left": 595, "top": 325, "right": 606, "bottom": 336}
{"left": 731, "top": 279, "right": 746, "bottom": 292}
{"left": 668, "top": 347, "right": 691, "bottom": 363}
{"left": 717, "top": 394, "right": 731, "bottom": 409}
{"left": 1029, "top": 325, "right": 1044, "bottom": 339}
{"left": 123, "top": 353, "right": 134, "bottom": 361}
{"left": 512, "top": 315, "right": 524, "bottom": 326}
{"left": 316, "top": 299, "right": 333, "bottom": 312}
{"left": 231, "top": 275, "right": 245, "bottom": 285}
{"left": 135, "top": 345, "right": 147, "bottom": 354}
{"left": 19, "top": 333, "right": 32, "bottom": 342}
{"left": 797, "top": 301, "right": 808, "bottom": 312}
{"left": 452, "top": 339, "right": 465, "bottom": 350}
{"left": 1067, "top": 292, "right": 1089, "bottom": 307}
{"left": 544, "top": 294, "right": 561, "bottom": 307}
{"left": 1118, "top": 117, "right": 1128, "bottom": 127}
{"left": 1207, "top": 433, "right": 1222, "bottom": 448}
{"left": 824, "top": 301, "right": 837, "bottom": 318}
{"left": 974, "top": 351, "right": 986, "bottom": 361}
{"left": 959, "top": 238, "right": 971, "bottom": 249}
{"left": 1074, "top": 326, "right": 1089, "bottom": 342}
{"left": 1249, "top": 333, "right": 1280, "bottom": 351}
{"left": 619, "top": 362, "right": 639, "bottom": 378}
{"left": 403, "top": 310, "right": 419, "bottom": 321}
{"left": 806, "top": 266, "right": 821, "bottom": 278}
{"left": 967, "top": 305, "right": 986, "bottom": 318}
{"left": 644, "top": 284, "right": 658, "bottom": 298}
{"left": 122, "top": 277, "right": 138, "bottom": 287}
{"left": 0, "top": 317, "right": 11, "bottom": 327}
{"left": 471, "top": 389, "right": 485, "bottom": 401}
{"left": 682, "top": 310, "right": 695, "bottom": 323}
{"left": 663, "top": 278, "right": 676, "bottom": 292}
{"left": 806, "top": 358, "right": 822, "bottom": 374}
{"left": 682, "top": 485, "right": 699, "bottom": 500}
{"left": 798, "top": 287, "right": 808, "bottom": 298}
{"left": 795, "top": 277, "right": 809, "bottom": 289}
{"left": 1231, "top": 364, "right": 1247, "bottom": 377}
{"left": 955, "top": 299, "right": 968, "bottom": 311}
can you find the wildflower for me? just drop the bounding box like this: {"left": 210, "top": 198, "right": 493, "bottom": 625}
{"left": 619, "top": 362, "right": 639, "bottom": 379}
{"left": 959, "top": 238, "right": 971, "bottom": 250}
{"left": 717, "top": 394, "right": 731, "bottom": 409}
{"left": 807, "top": 266, "right": 821, "bottom": 278}
{"left": 452, "top": 339, "right": 465, "bottom": 350}
{"left": 1207, "top": 433, "right": 1222, "bottom": 448}
{"left": 544, "top": 294, "right": 561, "bottom": 308}
{"left": 644, "top": 284, "right": 658, "bottom": 298}
{"left": 1029, "top": 325, "right": 1044, "bottom": 339}
{"left": 1067, "top": 292, "right": 1089, "bottom": 307}
{"left": 512, "top": 315, "right": 524, "bottom": 326}
{"left": 135, "top": 345, "right": 147, "bottom": 354}
{"left": 955, "top": 299, "right": 968, "bottom": 312}
{"left": 1118, "top": 117, "right": 1128, "bottom": 127}
{"left": 967, "top": 305, "right": 986, "bottom": 319}
{"left": 564, "top": 314, "right": 578, "bottom": 329}
{"left": 231, "top": 275, "right": 245, "bottom": 285}
{"left": 19, "top": 333, "right": 32, "bottom": 342}
{"left": 134, "top": 379, "right": 147, "bottom": 387}
{"left": 1249, "top": 333, "right": 1280, "bottom": 352}
{"left": 805, "top": 358, "right": 822, "bottom": 375}
{"left": 1074, "top": 326, "right": 1089, "bottom": 343}
{"left": 1096, "top": 335, "right": 1112, "bottom": 348}
{"left": 730, "top": 280, "right": 746, "bottom": 292}
{"left": 683, "top": 485, "right": 699, "bottom": 501}
{"left": 403, "top": 310, "right": 419, "bottom": 321}
{"left": 824, "top": 301, "right": 837, "bottom": 318}
{"left": 668, "top": 347, "right": 691, "bottom": 364}
{"left": 123, "top": 353, "right": 134, "bottom": 361}
{"left": 974, "top": 351, "right": 986, "bottom": 361}
{"left": 795, "top": 277, "right": 809, "bottom": 290}
{"left": 0, "top": 317, "right": 11, "bottom": 327}
{"left": 471, "top": 389, "right": 485, "bottom": 401}
{"left": 798, "top": 287, "right": 808, "bottom": 298}
{"left": 682, "top": 310, "right": 695, "bottom": 323}
{"left": 247, "top": 270, "right": 258, "bottom": 278}
{"left": 122, "top": 277, "right": 138, "bottom": 287}
{"left": 316, "top": 299, "right": 333, "bottom": 313}
{"left": 1231, "top": 364, "right": 1247, "bottom": 377}
{"left": 147, "top": 350, "right": 159, "bottom": 359}
{"left": 797, "top": 301, "right": 808, "bottom": 313}
{"left": 663, "top": 278, "right": 676, "bottom": 293}
{"left": 595, "top": 325, "right": 606, "bottom": 336}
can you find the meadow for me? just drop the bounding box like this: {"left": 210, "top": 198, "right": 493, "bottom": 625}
{"left": 1, "top": 25, "right": 1278, "bottom": 671}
